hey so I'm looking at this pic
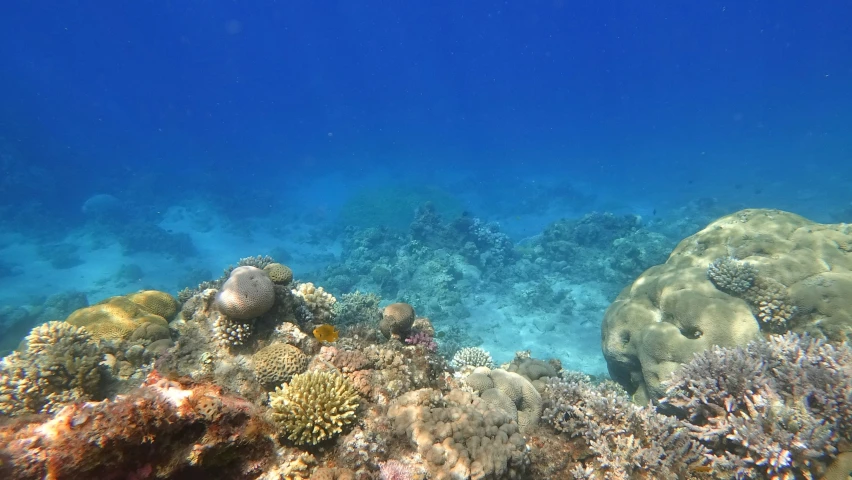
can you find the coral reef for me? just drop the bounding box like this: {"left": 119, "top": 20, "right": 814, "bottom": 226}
{"left": 662, "top": 332, "right": 852, "bottom": 480}
{"left": 602, "top": 208, "right": 852, "bottom": 402}
{"left": 292, "top": 282, "right": 337, "bottom": 323}
{"left": 252, "top": 343, "right": 308, "bottom": 387}
{"left": 64, "top": 290, "right": 176, "bottom": 342}
{"left": 541, "top": 375, "right": 711, "bottom": 479}
{"left": 264, "top": 262, "right": 293, "bottom": 284}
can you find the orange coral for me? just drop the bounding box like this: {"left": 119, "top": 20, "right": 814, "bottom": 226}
{"left": 0, "top": 371, "right": 275, "bottom": 480}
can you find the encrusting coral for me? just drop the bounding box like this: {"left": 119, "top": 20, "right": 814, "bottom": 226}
{"left": 269, "top": 370, "right": 360, "bottom": 445}
{"left": 0, "top": 321, "right": 107, "bottom": 416}
{"left": 0, "top": 370, "right": 276, "bottom": 480}
{"left": 387, "top": 388, "right": 529, "bottom": 479}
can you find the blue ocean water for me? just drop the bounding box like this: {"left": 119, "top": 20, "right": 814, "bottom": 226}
{"left": 0, "top": 2, "right": 850, "bottom": 366}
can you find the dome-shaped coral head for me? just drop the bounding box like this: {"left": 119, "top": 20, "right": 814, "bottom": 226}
{"left": 313, "top": 324, "right": 339, "bottom": 343}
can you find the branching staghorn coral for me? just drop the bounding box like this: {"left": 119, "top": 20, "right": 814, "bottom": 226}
{"left": 661, "top": 333, "right": 852, "bottom": 480}
{"left": 542, "top": 376, "right": 711, "bottom": 479}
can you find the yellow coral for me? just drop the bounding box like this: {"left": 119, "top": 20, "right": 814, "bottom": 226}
{"left": 269, "top": 370, "right": 359, "bottom": 445}
{"left": 126, "top": 290, "right": 179, "bottom": 319}
{"left": 64, "top": 291, "right": 174, "bottom": 342}
{"left": 263, "top": 263, "right": 293, "bottom": 285}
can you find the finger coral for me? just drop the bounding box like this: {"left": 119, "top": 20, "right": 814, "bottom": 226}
{"left": 0, "top": 371, "right": 276, "bottom": 480}
{"left": 269, "top": 370, "right": 360, "bottom": 445}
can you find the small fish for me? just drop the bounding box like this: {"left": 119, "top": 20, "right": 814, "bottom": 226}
{"left": 313, "top": 324, "right": 339, "bottom": 343}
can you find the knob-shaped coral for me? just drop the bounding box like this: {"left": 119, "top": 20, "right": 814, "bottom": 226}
{"left": 214, "top": 266, "right": 276, "bottom": 320}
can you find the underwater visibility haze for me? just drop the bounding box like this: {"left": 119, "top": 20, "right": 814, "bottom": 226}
{"left": 1, "top": 1, "right": 852, "bottom": 479}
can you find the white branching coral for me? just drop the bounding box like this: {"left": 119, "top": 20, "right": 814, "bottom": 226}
{"left": 451, "top": 346, "right": 493, "bottom": 370}
{"left": 292, "top": 282, "right": 337, "bottom": 323}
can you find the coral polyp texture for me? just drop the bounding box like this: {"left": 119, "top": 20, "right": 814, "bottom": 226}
{"left": 251, "top": 342, "right": 308, "bottom": 387}
{"left": 215, "top": 265, "right": 276, "bottom": 320}
{"left": 0, "top": 321, "right": 107, "bottom": 415}
{"left": 379, "top": 302, "right": 415, "bottom": 339}
{"left": 269, "top": 370, "right": 360, "bottom": 445}
{"left": 387, "top": 388, "right": 529, "bottom": 479}
{"left": 0, "top": 371, "right": 276, "bottom": 480}
{"left": 64, "top": 290, "right": 176, "bottom": 341}
{"left": 263, "top": 262, "right": 293, "bottom": 284}
{"left": 602, "top": 208, "right": 852, "bottom": 403}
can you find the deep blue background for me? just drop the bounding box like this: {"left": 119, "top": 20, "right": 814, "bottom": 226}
{"left": 1, "top": 0, "right": 850, "bottom": 215}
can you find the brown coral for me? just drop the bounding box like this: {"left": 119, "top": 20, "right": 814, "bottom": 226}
{"left": 251, "top": 343, "right": 308, "bottom": 387}
{"left": 380, "top": 302, "right": 415, "bottom": 340}
{"left": 0, "top": 371, "right": 276, "bottom": 480}
{"left": 215, "top": 266, "right": 276, "bottom": 320}
{"left": 0, "top": 321, "right": 107, "bottom": 415}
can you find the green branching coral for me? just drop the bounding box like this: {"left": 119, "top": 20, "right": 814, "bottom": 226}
{"left": 0, "top": 321, "right": 106, "bottom": 415}
{"left": 268, "top": 370, "right": 359, "bottom": 445}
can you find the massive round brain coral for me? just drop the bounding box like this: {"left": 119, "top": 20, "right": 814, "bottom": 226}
{"left": 214, "top": 265, "right": 276, "bottom": 320}
{"left": 602, "top": 208, "right": 852, "bottom": 403}
{"left": 252, "top": 343, "right": 308, "bottom": 387}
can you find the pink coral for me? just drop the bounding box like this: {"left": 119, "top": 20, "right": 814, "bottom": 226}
{"left": 378, "top": 460, "right": 414, "bottom": 480}
{"left": 404, "top": 332, "right": 437, "bottom": 352}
